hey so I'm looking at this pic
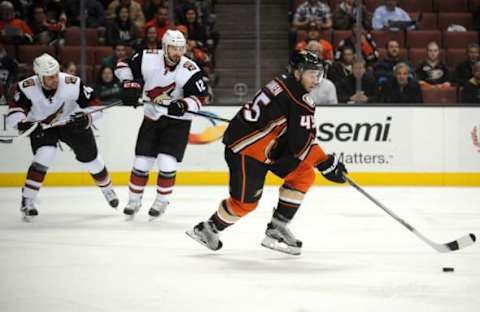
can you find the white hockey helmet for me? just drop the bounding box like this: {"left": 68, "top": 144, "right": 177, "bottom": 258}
{"left": 162, "top": 30, "right": 186, "bottom": 65}
{"left": 33, "top": 53, "right": 60, "bottom": 87}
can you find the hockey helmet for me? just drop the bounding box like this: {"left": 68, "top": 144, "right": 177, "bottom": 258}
{"left": 289, "top": 50, "right": 323, "bottom": 72}
{"left": 162, "top": 30, "right": 186, "bottom": 65}
{"left": 289, "top": 50, "right": 325, "bottom": 85}
{"left": 33, "top": 53, "right": 60, "bottom": 87}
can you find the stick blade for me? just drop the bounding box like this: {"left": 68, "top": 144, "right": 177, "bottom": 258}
{"left": 434, "top": 233, "right": 476, "bottom": 253}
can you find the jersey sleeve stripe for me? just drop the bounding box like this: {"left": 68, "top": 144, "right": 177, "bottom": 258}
{"left": 228, "top": 116, "right": 286, "bottom": 152}
{"left": 275, "top": 79, "right": 314, "bottom": 113}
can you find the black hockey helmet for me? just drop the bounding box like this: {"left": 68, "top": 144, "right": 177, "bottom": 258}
{"left": 289, "top": 50, "right": 323, "bottom": 72}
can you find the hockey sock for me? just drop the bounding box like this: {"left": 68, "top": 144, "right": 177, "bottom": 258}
{"left": 209, "top": 199, "right": 239, "bottom": 231}
{"left": 155, "top": 170, "right": 176, "bottom": 201}
{"left": 22, "top": 162, "right": 48, "bottom": 200}
{"left": 90, "top": 167, "right": 112, "bottom": 190}
{"left": 129, "top": 168, "right": 149, "bottom": 200}
{"left": 273, "top": 185, "right": 304, "bottom": 222}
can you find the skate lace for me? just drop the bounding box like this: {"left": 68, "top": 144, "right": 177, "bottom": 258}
{"left": 151, "top": 198, "right": 168, "bottom": 212}
{"left": 270, "top": 220, "right": 297, "bottom": 244}
{"left": 102, "top": 188, "right": 117, "bottom": 201}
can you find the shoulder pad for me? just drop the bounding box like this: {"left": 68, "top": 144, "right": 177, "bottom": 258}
{"left": 265, "top": 80, "right": 284, "bottom": 96}
{"left": 21, "top": 78, "right": 36, "bottom": 88}
{"left": 64, "top": 75, "right": 78, "bottom": 84}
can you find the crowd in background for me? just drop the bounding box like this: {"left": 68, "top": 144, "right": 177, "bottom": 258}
{"left": 289, "top": 0, "right": 480, "bottom": 104}
{"left": 0, "top": 0, "right": 479, "bottom": 105}
{"left": 0, "top": 0, "right": 218, "bottom": 104}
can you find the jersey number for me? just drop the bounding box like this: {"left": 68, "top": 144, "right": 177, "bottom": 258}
{"left": 83, "top": 86, "right": 93, "bottom": 100}
{"left": 300, "top": 115, "right": 315, "bottom": 130}
{"left": 195, "top": 79, "right": 206, "bottom": 92}
{"left": 242, "top": 92, "right": 271, "bottom": 122}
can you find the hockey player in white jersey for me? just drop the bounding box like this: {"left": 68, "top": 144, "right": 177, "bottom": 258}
{"left": 115, "top": 30, "right": 208, "bottom": 220}
{"left": 7, "top": 53, "right": 119, "bottom": 221}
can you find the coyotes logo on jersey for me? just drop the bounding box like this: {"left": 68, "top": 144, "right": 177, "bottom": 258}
{"left": 146, "top": 83, "right": 176, "bottom": 103}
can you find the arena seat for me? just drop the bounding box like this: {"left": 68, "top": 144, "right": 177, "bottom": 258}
{"left": 332, "top": 30, "right": 352, "bottom": 47}
{"left": 372, "top": 30, "right": 405, "bottom": 48}
{"left": 411, "top": 12, "right": 438, "bottom": 30}
{"left": 408, "top": 48, "right": 446, "bottom": 68}
{"left": 64, "top": 27, "right": 98, "bottom": 46}
{"left": 438, "top": 13, "right": 473, "bottom": 30}
{"left": 58, "top": 46, "right": 96, "bottom": 65}
{"left": 406, "top": 30, "right": 442, "bottom": 48}
{"left": 443, "top": 31, "right": 479, "bottom": 49}
{"left": 446, "top": 48, "right": 466, "bottom": 72}
{"left": 422, "top": 86, "right": 457, "bottom": 104}
{"left": 16, "top": 45, "right": 55, "bottom": 64}
{"left": 434, "top": 0, "right": 468, "bottom": 12}
{"left": 400, "top": 0, "right": 433, "bottom": 12}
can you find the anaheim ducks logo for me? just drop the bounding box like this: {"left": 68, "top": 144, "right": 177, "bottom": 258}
{"left": 302, "top": 94, "right": 315, "bottom": 108}
{"left": 471, "top": 126, "right": 480, "bottom": 153}
{"left": 146, "top": 83, "right": 176, "bottom": 104}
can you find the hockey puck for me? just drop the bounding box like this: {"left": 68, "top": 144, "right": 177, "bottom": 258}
{"left": 442, "top": 267, "right": 454, "bottom": 272}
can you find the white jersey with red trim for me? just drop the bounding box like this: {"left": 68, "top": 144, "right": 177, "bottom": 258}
{"left": 115, "top": 49, "right": 208, "bottom": 121}
{"left": 7, "top": 73, "right": 98, "bottom": 129}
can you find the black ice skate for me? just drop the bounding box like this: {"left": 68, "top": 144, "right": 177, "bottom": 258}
{"left": 186, "top": 221, "right": 223, "bottom": 251}
{"left": 123, "top": 198, "right": 142, "bottom": 221}
{"left": 261, "top": 217, "right": 302, "bottom": 256}
{"left": 148, "top": 198, "right": 168, "bottom": 221}
{"left": 101, "top": 187, "right": 119, "bottom": 208}
{"left": 21, "top": 197, "right": 38, "bottom": 222}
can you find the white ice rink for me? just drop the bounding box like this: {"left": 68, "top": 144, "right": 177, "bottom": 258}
{"left": 0, "top": 185, "right": 479, "bottom": 312}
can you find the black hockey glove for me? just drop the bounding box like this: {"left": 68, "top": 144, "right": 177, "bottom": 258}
{"left": 66, "top": 112, "right": 92, "bottom": 133}
{"left": 168, "top": 99, "right": 188, "bottom": 117}
{"left": 122, "top": 80, "right": 142, "bottom": 107}
{"left": 317, "top": 154, "right": 347, "bottom": 184}
{"left": 18, "top": 120, "right": 44, "bottom": 139}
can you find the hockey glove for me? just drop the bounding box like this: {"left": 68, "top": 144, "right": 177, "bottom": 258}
{"left": 317, "top": 154, "right": 347, "bottom": 184}
{"left": 122, "top": 80, "right": 142, "bottom": 107}
{"left": 66, "top": 112, "right": 92, "bottom": 133}
{"left": 18, "top": 120, "right": 44, "bottom": 139}
{"left": 168, "top": 99, "right": 188, "bottom": 116}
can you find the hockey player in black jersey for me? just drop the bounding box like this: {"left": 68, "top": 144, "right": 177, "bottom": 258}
{"left": 6, "top": 53, "right": 119, "bottom": 221}
{"left": 187, "top": 51, "right": 348, "bottom": 255}
{"left": 115, "top": 30, "right": 209, "bottom": 220}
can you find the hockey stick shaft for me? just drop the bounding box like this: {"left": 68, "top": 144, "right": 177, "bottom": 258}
{"left": 344, "top": 175, "right": 476, "bottom": 252}
{"left": 142, "top": 100, "right": 231, "bottom": 123}
{"left": 0, "top": 100, "right": 123, "bottom": 144}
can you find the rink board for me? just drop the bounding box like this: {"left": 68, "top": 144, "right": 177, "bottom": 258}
{"left": 1, "top": 105, "right": 479, "bottom": 186}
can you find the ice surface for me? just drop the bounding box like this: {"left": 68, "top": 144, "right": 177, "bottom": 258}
{"left": 0, "top": 186, "right": 479, "bottom": 312}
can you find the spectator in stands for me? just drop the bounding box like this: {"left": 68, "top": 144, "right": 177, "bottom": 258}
{"left": 135, "top": 25, "right": 161, "bottom": 51}
{"left": 181, "top": 5, "right": 208, "bottom": 47}
{"left": 105, "top": 5, "right": 141, "bottom": 47}
{"left": 416, "top": 42, "right": 450, "bottom": 89}
{"left": 0, "top": 38, "right": 16, "bottom": 102}
{"left": 454, "top": 43, "right": 480, "bottom": 87}
{"left": 143, "top": 6, "right": 170, "bottom": 43}
{"left": 293, "top": 0, "right": 332, "bottom": 31}
{"left": 95, "top": 65, "right": 122, "bottom": 105}
{"left": 337, "top": 58, "right": 377, "bottom": 103}
{"left": 372, "top": 0, "right": 414, "bottom": 31}
{"left": 380, "top": 63, "right": 423, "bottom": 103}
{"left": 28, "top": 5, "right": 65, "bottom": 45}
{"left": 102, "top": 43, "right": 128, "bottom": 69}
{"left": 107, "top": 0, "right": 145, "bottom": 29}
{"left": 290, "top": 0, "right": 332, "bottom": 48}
{"left": 62, "top": 61, "right": 77, "bottom": 76}
{"left": 64, "top": 0, "right": 105, "bottom": 28}
{"left": 460, "top": 62, "right": 480, "bottom": 103}
{"left": 309, "top": 74, "right": 338, "bottom": 105}
{"left": 328, "top": 46, "right": 354, "bottom": 84}
{"left": 143, "top": 0, "right": 166, "bottom": 22}
{"left": 373, "top": 39, "right": 410, "bottom": 85}
{"left": 295, "top": 29, "right": 334, "bottom": 62}
{"left": 334, "top": 24, "right": 379, "bottom": 67}
{"left": 333, "top": 0, "right": 370, "bottom": 30}
{"left": 0, "top": 1, "right": 33, "bottom": 44}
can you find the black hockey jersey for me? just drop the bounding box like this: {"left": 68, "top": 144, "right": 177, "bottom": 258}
{"left": 223, "top": 74, "right": 327, "bottom": 166}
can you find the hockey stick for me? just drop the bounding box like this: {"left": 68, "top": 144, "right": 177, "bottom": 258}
{"left": 142, "top": 100, "right": 231, "bottom": 123}
{"left": 344, "top": 175, "right": 476, "bottom": 253}
{"left": 0, "top": 100, "right": 123, "bottom": 144}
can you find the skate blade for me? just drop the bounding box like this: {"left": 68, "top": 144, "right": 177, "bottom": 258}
{"left": 261, "top": 236, "right": 301, "bottom": 256}
{"left": 185, "top": 230, "right": 222, "bottom": 251}
{"left": 124, "top": 214, "right": 136, "bottom": 221}
{"left": 148, "top": 215, "right": 159, "bottom": 222}
{"left": 22, "top": 215, "right": 36, "bottom": 223}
